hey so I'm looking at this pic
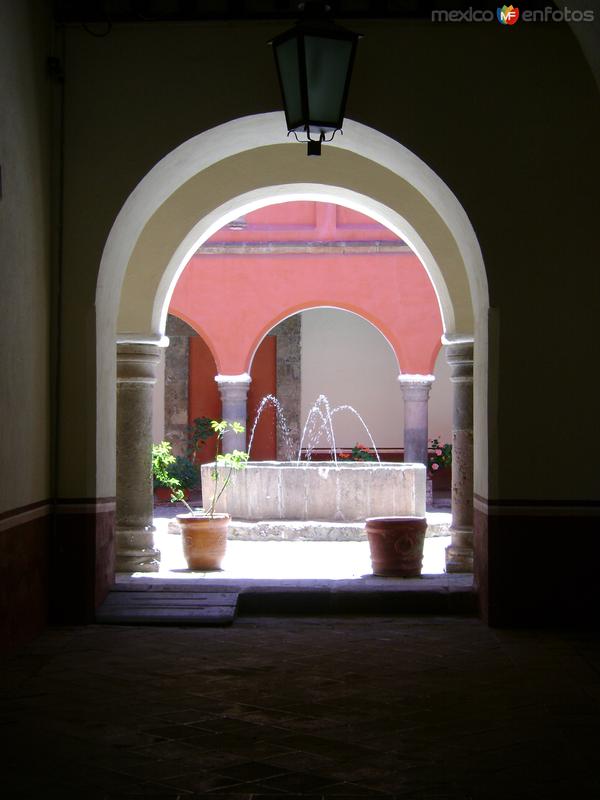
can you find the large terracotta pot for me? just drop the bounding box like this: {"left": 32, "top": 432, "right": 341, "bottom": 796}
{"left": 366, "top": 516, "right": 427, "bottom": 577}
{"left": 177, "top": 513, "right": 230, "bottom": 571}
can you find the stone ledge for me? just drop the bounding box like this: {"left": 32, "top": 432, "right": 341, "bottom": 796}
{"left": 167, "top": 516, "right": 451, "bottom": 540}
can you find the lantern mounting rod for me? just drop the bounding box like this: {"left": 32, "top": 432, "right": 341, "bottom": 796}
{"left": 290, "top": 127, "right": 341, "bottom": 157}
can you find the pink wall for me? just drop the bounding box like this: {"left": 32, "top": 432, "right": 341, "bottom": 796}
{"left": 170, "top": 202, "right": 443, "bottom": 376}
{"left": 214, "top": 202, "right": 400, "bottom": 243}
{"left": 187, "top": 333, "right": 277, "bottom": 461}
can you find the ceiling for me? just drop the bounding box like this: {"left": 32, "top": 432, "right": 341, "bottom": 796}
{"left": 53, "top": 1, "right": 560, "bottom": 25}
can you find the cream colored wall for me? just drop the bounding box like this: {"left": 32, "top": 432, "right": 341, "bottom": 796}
{"left": 58, "top": 19, "right": 599, "bottom": 503}
{"left": 301, "top": 309, "right": 403, "bottom": 450}
{"left": 429, "top": 349, "right": 453, "bottom": 447}
{"left": 300, "top": 309, "right": 452, "bottom": 451}
{"left": 0, "top": 1, "right": 52, "bottom": 513}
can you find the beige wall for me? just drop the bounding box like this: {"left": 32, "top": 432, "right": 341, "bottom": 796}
{"left": 430, "top": 349, "right": 453, "bottom": 447}
{"left": 300, "top": 309, "right": 452, "bottom": 452}
{"left": 300, "top": 309, "right": 403, "bottom": 451}
{"left": 0, "top": 1, "right": 52, "bottom": 513}
{"left": 300, "top": 308, "right": 452, "bottom": 451}
{"left": 57, "top": 18, "right": 599, "bottom": 503}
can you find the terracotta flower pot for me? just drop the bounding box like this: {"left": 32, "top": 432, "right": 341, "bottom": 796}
{"left": 365, "top": 516, "right": 427, "bottom": 577}
{"left": 177, "top": 513, "right": 230, "bottom": 571}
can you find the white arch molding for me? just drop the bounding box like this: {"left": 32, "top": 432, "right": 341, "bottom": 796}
{"left": 153, "top": 186, "right": 453, "bottom": 338}
{"left": 96, "top": 112, "right": 489, "bottom": 499}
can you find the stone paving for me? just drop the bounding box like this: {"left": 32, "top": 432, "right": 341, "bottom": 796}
{"left": 2, "top": 616, "right": 599, "bottom": 799}
{"left": 150, "top": 523, "right": 452, "bottom": 580}
{"left": 150, "top": 504, "right": 452, "bottom": 580}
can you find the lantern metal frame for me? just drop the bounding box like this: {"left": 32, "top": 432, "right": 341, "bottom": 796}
{"left": 270, "top": 5, "right": 361, "bottom": 156}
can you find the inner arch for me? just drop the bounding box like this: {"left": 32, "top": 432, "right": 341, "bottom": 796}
{"left": 97, "top": 112, "right": 488, "bottom": 499}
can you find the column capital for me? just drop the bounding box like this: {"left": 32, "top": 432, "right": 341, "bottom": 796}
{"left": 117, "top": 333, "right": 170, "bottom": 347}
{"left": 441, "top": 333, "right": 474, "bottom": 346}
{"left": 215, "top": 372, "right": 252, "bottom": 385}
{"left": 215, "top": 373, "right": 252, "bottom": 401}
{"left": 117, "top": 342, "right": 161, "bottom": 383}
{"left": 398, "top": 374, "right": 435, "bottom": 401}
{"left": 444, "top": 342, "right": 474, "bottom": 383}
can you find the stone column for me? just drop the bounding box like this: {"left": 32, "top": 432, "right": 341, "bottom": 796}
{"left": 274, "top": 316, "right": 302, "bottom": 460}
{"left": 164, "top": 314, "right": 197, "bottom": 455}
{"left": 445, "top": 340, "right": 474, "bottom": 573}
{"left": 116, "top": 342, "right": 161, "bottom": 572}
{"left": 215, "top": 373, "right": 251, "bottom": 453}
{"left": 398, "top": 375, "right": 435, "bottom": 465}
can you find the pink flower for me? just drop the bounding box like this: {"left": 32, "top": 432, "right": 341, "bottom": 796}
{"left": 435, "top": 449, "right": 442, "bottom": 456}
{"left": 431, "top": 463, "right": 439, "bottom": 470}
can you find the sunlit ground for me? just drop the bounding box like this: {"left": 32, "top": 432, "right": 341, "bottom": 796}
{"left": 149, "top": 516, "right": 451, "bottom": 580}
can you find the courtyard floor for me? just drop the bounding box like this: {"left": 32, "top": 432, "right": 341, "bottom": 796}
{"left": 2, "top": 616, "right": 599, "bottom": 798}
{"left": 142, "top": 505, "right": 452, "bottom": 582}
{"left": 108, "top": 506, "right": 471, "bottom": 623}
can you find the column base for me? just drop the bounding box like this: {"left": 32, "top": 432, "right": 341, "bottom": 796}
{"left": 445, "top": 526, "right": 473, "bottom": 573}
{"left": 445, "top": 544, "right": 473, "bottom": 573}
{"left": 116, "top": 528, "right": 161, "bottom": 572}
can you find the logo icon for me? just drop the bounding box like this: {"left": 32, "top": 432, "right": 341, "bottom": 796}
{"left": 497, "top": 5, "right": 519, "bottom": 24}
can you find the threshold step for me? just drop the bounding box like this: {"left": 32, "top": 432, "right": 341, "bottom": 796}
{"left": 237, "top": 586, "right": 476, "bottom": 616}
{"left": 96, "top": 589, "right": 238, "bottom": 626}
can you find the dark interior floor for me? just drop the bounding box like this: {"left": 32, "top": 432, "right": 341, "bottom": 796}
{"left": 1, "top": 616, "right": 599, "bottom": 799}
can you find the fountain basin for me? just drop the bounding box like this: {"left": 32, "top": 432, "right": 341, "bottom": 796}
{"left": 201, "top": 461, "right": 426, "bottom": 523}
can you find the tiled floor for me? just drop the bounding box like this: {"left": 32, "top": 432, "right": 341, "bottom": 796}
{"left": 2, "top": 616, "right": 599, "bottom": 799}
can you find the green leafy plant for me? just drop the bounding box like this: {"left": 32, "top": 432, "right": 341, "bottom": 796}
{"left": 171, "top": 420, "right": 249, "bottom": 517}
{"left": 152, "top": 442, "right": 199, "bottom": 490}
{"left": 428, "top": 437, "right": 452, "bottom": 476}
{"left": 338, "top": 443, "right": 377, "bottom": 462}
{"left": 167, "top": 455, "right": 199, "bottom": 490}
{"left": 152, "top": 441, "right": 180, "bottom": 490}
{"left": 186, "top": 416, "right": 216, "bottom": 464}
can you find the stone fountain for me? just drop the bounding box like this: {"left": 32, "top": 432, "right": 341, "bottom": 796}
{"left": 200, "top": 395, "right": 426, "bottom": 540}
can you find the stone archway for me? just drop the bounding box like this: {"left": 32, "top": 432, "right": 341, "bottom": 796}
{"left": 97, "top": 112, "right": 488, "bottom": 575}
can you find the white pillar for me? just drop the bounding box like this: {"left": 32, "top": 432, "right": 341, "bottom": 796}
{"left": 444, "top": 340, "right": 474, "bottom": 573}
{"left": 215, "top": 373, "right": 251, "bottom": 453}
{"left": 116, "top": 342, "right": 163, "bottom": 572}
{"left": 398, "top": 374, "right": 435, "bottom": 465}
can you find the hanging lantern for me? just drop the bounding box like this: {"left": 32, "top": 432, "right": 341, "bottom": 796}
{"left": 270, "top": 2, "right": 361, "bottom": 156}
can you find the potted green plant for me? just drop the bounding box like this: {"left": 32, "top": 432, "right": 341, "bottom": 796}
{"left": 428, "top": 437, "right": 452, "bottom": 476}
{"left": 152, "top": 442, "right": 199, "bottom": 504}
{"left": 427, "top": 437, "right": 452, "bottom": 503}
{"left": 171, "top": 420, "right": 248, "bottom": 570}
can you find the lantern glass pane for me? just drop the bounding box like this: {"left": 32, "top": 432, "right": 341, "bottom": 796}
{"left": 275, "top": 37, "right": 303, "bottom": 130}
{"left": 304, "top": 35, "right": 353, "bottom": 129}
